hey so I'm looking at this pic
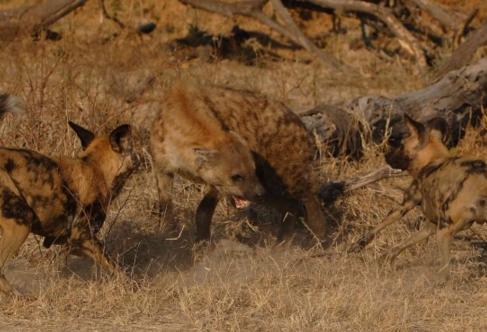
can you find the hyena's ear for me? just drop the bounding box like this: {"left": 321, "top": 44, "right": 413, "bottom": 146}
{"left": 69, "top": 121, "right": 95, "bottom": 149}
{"left": 193, "top": 147, "right": 219, "bottom": 167}
{"left": 110, "top": 124, "right": 132, "bottom": 153}
{"left": 404, "top": 114, "right": 426, "bottom": 145}
{"left": 426, "top": 117, "right": 449, "bottom": 144}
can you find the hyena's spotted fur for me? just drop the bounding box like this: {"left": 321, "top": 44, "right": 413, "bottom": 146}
{"left": 150, "top": 82, "right": 326, "bottom": 242}
{"left": 0, "top": 120, "right": 137, "bottom": 296}
{"left": 350, "top": 115, "right": 487, "bottom": 277}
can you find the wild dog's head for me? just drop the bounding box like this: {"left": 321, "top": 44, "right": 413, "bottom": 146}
{"left": 69, "top": 121, "right": 139, "bottom": 197}
{"left": 193, "top": 131, "right": 265, "bottom": 204}
{"left": 385, "top": 114, "right": 449, "bottom": 174}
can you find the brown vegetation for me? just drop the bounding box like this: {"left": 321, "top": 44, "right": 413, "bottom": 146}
{"left": 0, "top": 0, "right": 485, "bottom": 330}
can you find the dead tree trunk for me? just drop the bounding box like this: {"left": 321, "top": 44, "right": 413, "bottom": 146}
{"left": 0, "top": 0, "right": 86, "bottom": 40}
{"left": 435, "top": 20, "right": 487, "bottom": 78}
{"left": 302, "top": 57, "right": 487, "bottom": 158}
{"left": 179, "top": 0, "right": 346, "bottom": 71}
{"left": 405, "top": 0, "right": 462, "bottom": 32}
{"left": 306, "top": 0, "right": 427, "bottom": 66}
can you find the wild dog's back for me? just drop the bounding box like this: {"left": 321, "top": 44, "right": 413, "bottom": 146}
{"left": 0, "top": 148, "right": 76, "bottom": 237}
{"left": 418, "top": 157, "right": 487, "bottom": 225}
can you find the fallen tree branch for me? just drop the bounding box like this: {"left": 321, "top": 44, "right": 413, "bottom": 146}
{"left": 435, "top": 20, "right": 487, "bottom": 78}
{"left": 319, "top": 166, "right": 403, "bottom": 204}
{"left": 99, "top": 0, "right": 125, "bottom": 29}
{"left": 405, "top": 0, "right": 462, "bottom": 32}
{"left": 303, "top": 57, "right": 487, "bottom": 158}
{"left": 0, "top": 0, "right": 86, "bottom": 40}
{"left": 305, "top": 0, "right": 427, "bottom": 66}
{"left": 179, "top": 0, "right": 345, "bottom": 70}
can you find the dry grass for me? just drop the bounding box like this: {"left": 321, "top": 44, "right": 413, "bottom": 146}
{"left": 0, "top": 0, "right": 485, "bottom": 331}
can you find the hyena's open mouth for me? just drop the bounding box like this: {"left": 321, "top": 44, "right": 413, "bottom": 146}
{"left": 233, "top": 196, "right": 251, "bottom": 209}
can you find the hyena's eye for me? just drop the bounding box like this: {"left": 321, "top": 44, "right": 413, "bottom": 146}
{"left": 231, "top": 174, "right": 245, "bottom": 182}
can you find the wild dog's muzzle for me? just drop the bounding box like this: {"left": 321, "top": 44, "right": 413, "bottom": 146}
{"left": 385, "top": 148, "right": 411, "bottom": 171}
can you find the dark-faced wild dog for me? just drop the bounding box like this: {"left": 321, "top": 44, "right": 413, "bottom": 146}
{"left": 0, "top": 107, "right": 137, "bottom": 296}
{"left": 349, "top": 114, "right": 487, "bottom": 277}
{"left": 150, "top": 82, "right": 326, "bottom": 242}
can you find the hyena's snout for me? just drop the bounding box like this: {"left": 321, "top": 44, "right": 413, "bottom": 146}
{"left": 233, "top": 180, "right": 265, "bottom": 209}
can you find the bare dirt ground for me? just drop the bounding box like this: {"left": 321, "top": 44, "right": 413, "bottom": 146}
{"left": 0, "top": 0, "right": 486, "bottom": 331}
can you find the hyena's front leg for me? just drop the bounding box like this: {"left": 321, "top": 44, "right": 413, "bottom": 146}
{"left": 302, "top": 193, "right": 327, "bottom": 242}
{"left": 195, "top": 186, "right": 220, "bottom": 242}
{"left": 154, "top": 169, "right": 175, "bottom": 228}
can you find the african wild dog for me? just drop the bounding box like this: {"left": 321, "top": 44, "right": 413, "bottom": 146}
{"left": 349, "top": 114, "right": 487, "bottom": 277}
{"left": 0, "top": 116, "right": 137, "bottom": 296}
{"left": 150, "top": 82, "right": 326, "bottom": 242}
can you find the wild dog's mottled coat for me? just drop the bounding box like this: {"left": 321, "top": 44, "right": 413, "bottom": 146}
{"left": 350, "top": 115, "right": 487, "bottom": 276}
{"left": 0, "top": 121, "right": 137, "bottom": 296}
{"left": 151, "top": 82, "right": 326, "bottom": 241}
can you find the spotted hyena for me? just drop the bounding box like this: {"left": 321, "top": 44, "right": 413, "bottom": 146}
{"left": 349, "top": 115, "right": 487, "bottom": 277}
{"left": 0, "top": 111, "right": 138, "bottom": 296}
{"left": 150, "top": 82, "right": 326, "bottom": 242}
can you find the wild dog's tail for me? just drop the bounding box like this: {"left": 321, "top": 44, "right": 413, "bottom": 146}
{"left": 0, "top": 93, "right": 25, "bottom": 117}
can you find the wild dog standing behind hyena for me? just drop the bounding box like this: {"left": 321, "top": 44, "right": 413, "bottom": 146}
{"left": 350, "top": 115, "right": 487, "bottom": 277}
{"left": 0, "top": 94, "right": 138, "bottom": 296}
{"left": 150, "top": 82, "right": 326, "bottom": 242}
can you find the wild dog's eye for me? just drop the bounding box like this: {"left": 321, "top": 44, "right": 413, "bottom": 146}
{"left": 231, "top": 174, "right": 245, "bottom": 182}
{"left": 388, "top": 135, "right": 403, "bottom": 147}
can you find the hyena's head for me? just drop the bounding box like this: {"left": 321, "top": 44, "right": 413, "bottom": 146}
{"left": 69, "top": 121, "right": 140, "bottom": 197}
{"left": 385, "top": 114, "right": 449, "bottom": 174}
{"left": 193, "top": 131, "right": 265, "bottom": 203}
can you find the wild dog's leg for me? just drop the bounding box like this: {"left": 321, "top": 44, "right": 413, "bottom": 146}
{"left": 349, "top": 181, "right": 421, "bottom": 253}
{"left": 69, "top": 223, "right": 120, "bottom": 275}
{"left": 195, "top": 186, "right": 220, "bottom": 242}
{"left": 383, "top": 221, "right": 436, "bottom": 262}
{"left": 78, "top": 237, "right": 120, "bottom": 275}
{"left": 302, "top": 193, "right": 327, "bottom": 242}
{"left": 0, "top": 219, "right": 30, "bottom": 296}
{"left": 349, "top": 200, "right": 418, "bottom": 253}
{"left": 436, "top": 217, "right": 472, "bottom": 277}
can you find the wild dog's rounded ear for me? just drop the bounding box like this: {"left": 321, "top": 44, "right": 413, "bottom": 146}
{"left": 404, "top": 114, "right": 426, "bottom": 144}
{"left": 426, "top": 117, "right": 449, "bottom": 143}
{"left": 110, "top": 124, "right": 132, "bottom": 153}
{"left": 69, "top": 121, "right": 95, "bottom": 149}
{"left": 193, "top": 147, "right": 219, "bottom": 167}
